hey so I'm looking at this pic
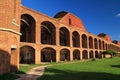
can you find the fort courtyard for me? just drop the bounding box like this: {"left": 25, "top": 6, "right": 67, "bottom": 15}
{"left": 0, "top": 0, "right": 120, "bottom": 77}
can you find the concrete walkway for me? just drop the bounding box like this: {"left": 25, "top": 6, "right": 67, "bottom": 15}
{"left": 15, "top": 66, "right": 47, "bottom": 80}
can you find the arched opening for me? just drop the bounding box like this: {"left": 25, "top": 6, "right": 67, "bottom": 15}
{"left": 82, "top": 34, "right": 87, "bottom": 48}
{"left": 94, "top": 38, "right": 98, "bottom": 49}
{"left": 89, "top": 51, "right": 94, "bottom": 58}
{"left": 20, "top": 46, "right": 35, "bottom": 64}
{"left": 0, "top": 50, "right": 10, "bottom": 74}
{"left": 60, "top": 49, "right": 70, "bottom": 61}
{"left": 99, "top": 51, "right": 102, "bottom": 58}
{"left": 99, "top": 40, "right": 102, "bottom": 50}
{"left": 89, "top": 36, "right": 93, "bottom": 49}
{"left": 102, "top": 41, "right": 105, "bottom": 50}
{"left": 82, "top": 50, "right": 88, "bottom": 59}
{"left": 72, "top": 31, "right": 80, "bottom": 47}
{"left": 95, "top": 51, "right": 99, "bottom": 58}
{"left": 41, "top": 47, "right": 56, "bottom": 62}
{"left": 41, "top": 21, "right": 56, "bottom": 45}
{"left": 20, "top": 14, "right": 35, "bottom": 43}
{"left": 60, "top": 27, "right": 70, "bottom": 46}
{"left": 73, "top": 50, "right": 80, "bottom": 60}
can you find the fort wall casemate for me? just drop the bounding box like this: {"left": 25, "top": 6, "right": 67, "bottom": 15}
{"left": 0, "top": 0, "right": 120, "bottom": 74}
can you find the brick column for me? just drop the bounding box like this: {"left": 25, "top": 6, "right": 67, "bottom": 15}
{"left": 56, "top": 27, "right": 60, "bottom": 46}
{"left": 36, "top": 21, "right": 41, "bottom": 44}
{"left": 35, "top": 49, "right": 41, "bottom": 64}
{"left": 93, "top": 51, "right": 95, "bottom": 59}
{"left": 70, "top": 49, "right": 73, "bottom": 61}
{"left": 80, "top": 35, "right": 83, "bottom": 60}
{"left": 80, "top": 50, "right": 82, "bottom": 60}
{"left": 56, "top": 48, "right": 60, "bottom": 62}
{"left": 70, "top": 32, "right": 73, "bottom": 47}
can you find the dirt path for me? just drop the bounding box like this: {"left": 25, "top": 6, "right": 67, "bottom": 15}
{"left": 15, "top": 66, "right": 47, "bottom": 80}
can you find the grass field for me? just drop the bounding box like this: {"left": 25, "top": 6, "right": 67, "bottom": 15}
{"left": 38, "top": 57, "right": 120, "bottom": 80}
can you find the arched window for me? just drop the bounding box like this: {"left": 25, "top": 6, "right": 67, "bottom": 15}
{"left": 82, "top": 34, "right": 87, "bottom": 48}
{"left": 72, "top": 31, "right": 80, "bottom": 47}
{"left": 89, "top": 36, "right": 93, "bottom": 49}
{"left": 41, "top": 21, "right": 56, "bottom": 45}
{"left": 20, "top": 14, "right": 35, "bottom": 43}
{"left": 73, "top": 50, "right": 80, "bottom": 60}
{"left": 60, "top": 49, "right": 70, "bottom": 61}
{"left": 41, "top": 47, "right": 56, "bottom": 62}
{"left": 60, "top": 27, "right": 70, "bottom": 46}
{"left": 20, "top": 46, "right": 35, "bottom": 64}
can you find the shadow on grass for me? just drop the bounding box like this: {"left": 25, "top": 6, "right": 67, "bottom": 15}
{"left": 111, "top": 65, "right": 120, "bottom": 68}
{"left": 38, "top": 68, "right": 120, "bottom": 80}
{"left": 0, "top": 70, "right": 25, "bottom": 80}
{"left": 0, "top": 73, "right": 20, "bottom": 80}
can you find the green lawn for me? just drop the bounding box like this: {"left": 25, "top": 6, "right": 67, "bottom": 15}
{"left": 38, "top": 57, "right": 120, "bottom": 80}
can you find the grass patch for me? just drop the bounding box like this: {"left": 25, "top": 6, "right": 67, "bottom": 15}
{"left": 38, "top": 57, "right": 120, "bottom": 80}
{"left": 0, "top": 73, "right": 20, "bottom": 80}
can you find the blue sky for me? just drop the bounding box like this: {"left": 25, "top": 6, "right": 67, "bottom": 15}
{"left": 22, "top": 0, "right": 120, "bottom": 41}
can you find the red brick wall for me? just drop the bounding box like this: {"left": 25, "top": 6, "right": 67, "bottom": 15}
{"left": 0, "top": 0, "right": 21, "bottom": 74}
{"left": 59, "top": 13, "right": 86, "bottom": 31}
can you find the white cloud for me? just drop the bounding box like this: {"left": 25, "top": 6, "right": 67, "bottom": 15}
{"left": 116, "top": 13, "right": 120, "bottom": 17}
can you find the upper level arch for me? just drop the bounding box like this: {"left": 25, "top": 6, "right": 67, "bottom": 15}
{"left": 60, "top": 27, "right": 70, "bottom": 46}
{"left": 72, "top": 31, "right": 80, "bottom": 47}
{"left": 41, "top": 21, "right": 56, "bottom": 45}
{"left": 82, "top": 34, "right": 88, "bottom": 48}
{"left": 20, "top": 14, "right": 36, "bottom": 43}
{"left": 89, "top": 36, "right": 93, "bottom": 49}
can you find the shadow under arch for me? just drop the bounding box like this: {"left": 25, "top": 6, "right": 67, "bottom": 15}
{"left": 20, "top": 46, "right": 35, "bottom": 64}
{"left": 20, "top": 14, "right": 36, "bottom": 43}
{"left": 41, "top": 21, "right": 56, "bottom": 45}
{"left": 41, "top": 47, "right": 56, "bottom": 62}
{"left": 60, "top": 48, "right": 70, "bottom": 61}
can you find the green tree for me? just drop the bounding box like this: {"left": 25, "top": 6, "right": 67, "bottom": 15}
{"left": 102, "top": 50, "right": 117, "bottom": 58}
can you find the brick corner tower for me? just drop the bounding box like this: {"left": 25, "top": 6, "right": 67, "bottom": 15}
{"left": 0, "top": 0, "right": 21, "bottom": 74}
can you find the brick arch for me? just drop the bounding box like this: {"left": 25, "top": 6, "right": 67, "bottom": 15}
{"left": 60, "top": 48, "right": 70, "bottom": 61}
{"left": 94, "top": 38, "right": 98, "bottom": 49}
{"left": 20, "top": 14, "right": 36, "bottom": 43}
{"left": 20, "top": 46, "right": 35, "bottom": 64}
{"left": 59, "top": 25, "right": 71, "bottom": 32}
{"left": 41, "top": 47, "right": 56, "bottom": 62}
{"left": 81, "top": 34, "right": 88, "bottom": 48}
{"left": 60, "top": 27, "right": 70, "bottom": 46}
{"left": 72, "top": 31, "right": 80, "bottom": 47}
{"left": 73, "top": 49, "right": 80, "bottom": 60}
{"left": 102, "top": 41, "right": 105, "bottom": 50}
{"left": 95, "top": 51, "right": 99, "bottom": 58}
{"left": 89, "top": 36, "right": 93, "bottom": 49}
{"left": 89, "top": 50, "right": 94, "bottom": 58}
{"left": 0, "top": 50, "right": 10, "bottom": 75}
{"left": 41, "top": 21, "right": 56, "bottom": 45}
{"left": 82, "top": 50, "right": 88, "bottom": 59}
